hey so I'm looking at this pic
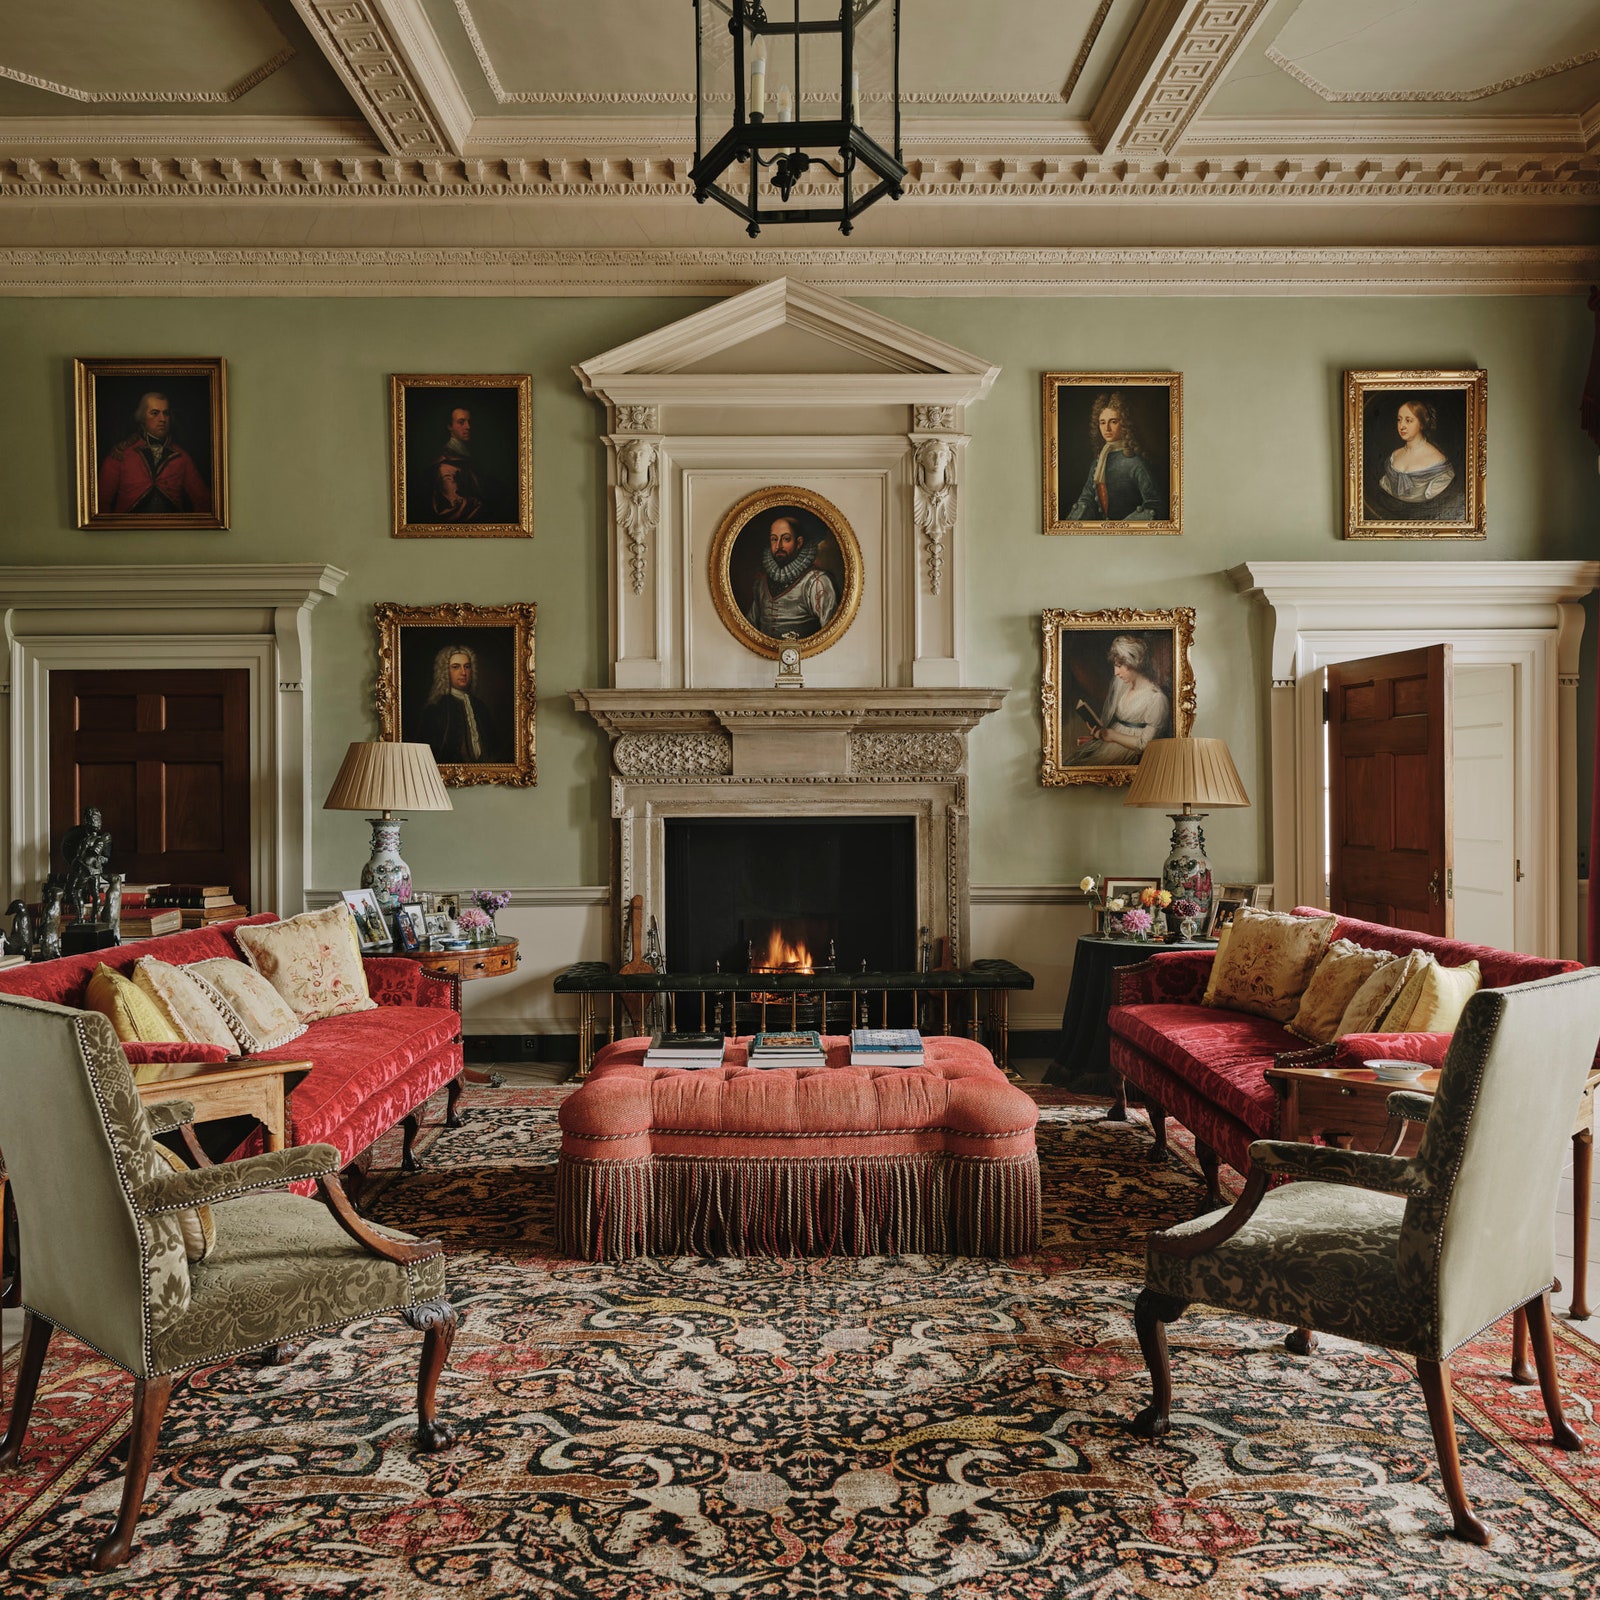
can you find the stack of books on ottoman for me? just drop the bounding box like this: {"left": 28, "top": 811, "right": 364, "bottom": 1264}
{"left": 748, "top": 1030, "right": 827, "bottom": 1068}
{"left": 643, "top": 1031, "right": 728, "bottom": 1069}
{"left": 849, "top": 1028, "right": 925, "bottom": 1066}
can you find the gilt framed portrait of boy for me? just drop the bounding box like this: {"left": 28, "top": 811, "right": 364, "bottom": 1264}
{"left": 390, "top": 374, "right": 532, "bottom": 538}
{"left": 1344, "top": 369, "right": 1486, "bottom": 540}
{"left": 1043, "top": 372, "right": 1181, "bottom": 535}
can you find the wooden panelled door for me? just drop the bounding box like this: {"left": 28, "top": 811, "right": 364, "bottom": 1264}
{"left": 1327, "top": 645, "right": 1453, "bottom": 936}
{"left": 49, "top": 670, "right": 252, "bottom": 905}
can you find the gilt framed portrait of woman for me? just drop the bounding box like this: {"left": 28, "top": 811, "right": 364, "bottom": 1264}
{"left": 1042, "top": 372, "right": 1181, "bottom": 535}
{"left": 1344, "top": 369, "right": 1486, "bottom": 540}
{"left": 1040, "top": 607, "right": 1196, "bottom": 787}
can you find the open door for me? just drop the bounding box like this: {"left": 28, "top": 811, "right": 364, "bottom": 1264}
{"left": 1327, "top": 645, "right": 1452, "bottom": 936}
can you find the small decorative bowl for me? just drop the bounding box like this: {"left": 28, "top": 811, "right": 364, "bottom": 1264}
{"left": 1365, "top": 1059, "right": 1426, "bottom": 1081}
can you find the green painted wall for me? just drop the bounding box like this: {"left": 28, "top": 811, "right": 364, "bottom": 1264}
{"left": 0, "top": 294, "right": 1593, "bottom": 899}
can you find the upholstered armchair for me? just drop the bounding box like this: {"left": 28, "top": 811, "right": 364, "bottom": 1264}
{"left": 1131, "top": 968, "right": 1600, "bottom": 1545}
{"left": 0, "top": 994, "right": 458, "bottom": 1571}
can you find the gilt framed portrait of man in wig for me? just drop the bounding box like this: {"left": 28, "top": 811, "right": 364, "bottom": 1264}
{"left": 390, "top": 374, "right": 532, "bottom": 538}
{"left": 708, "top": 485, "right": 863, "bottom": 659}
{"left": 74, "top": 358, "right": 228, "bottom": 530}
{"left": 1042, "top": 372, "right": 1181, "bottom": 535}
{"left": 374, "top": 602, "right": 537, "bottom": 787}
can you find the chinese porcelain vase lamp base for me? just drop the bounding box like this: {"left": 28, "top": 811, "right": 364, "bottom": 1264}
{"left": 1123, "top": 737, "right": 1251, "bottom": 913}
{"left": 324, "top": 742, "right": 454, "bottom": 912}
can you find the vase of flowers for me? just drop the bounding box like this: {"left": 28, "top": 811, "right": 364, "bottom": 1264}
{"left": 1171, "top": 896, "right": 1204, "bottom": 942}
{"left": 470, "top": 889, "right": 511, "bottom": 941}
{"left": 457, "top": 907, "right": 494, "bottom": 946}
{"left": 1117, "top": 907, "right": 1153, "bottom": 941}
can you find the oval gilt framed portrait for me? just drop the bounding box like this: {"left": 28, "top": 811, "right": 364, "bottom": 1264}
{"left": 708, "top": 485, "right": 862, "bottom": 659}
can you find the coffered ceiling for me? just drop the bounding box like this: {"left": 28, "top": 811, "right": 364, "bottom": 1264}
{"left": 1, "top": 0, "right": 1596, "bottom": 293}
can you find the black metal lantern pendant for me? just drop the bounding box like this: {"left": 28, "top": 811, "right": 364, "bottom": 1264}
{"left": 691, "top": 0, "right": 905, "bottom": 236}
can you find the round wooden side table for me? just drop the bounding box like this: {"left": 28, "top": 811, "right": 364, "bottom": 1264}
{"left": 393, "top": 937, "right": 520, "bottom": 1089}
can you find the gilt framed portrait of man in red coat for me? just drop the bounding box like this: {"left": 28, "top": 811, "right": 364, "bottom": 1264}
{"left": 74, "top": 358, "right": 227, "bottom": 530}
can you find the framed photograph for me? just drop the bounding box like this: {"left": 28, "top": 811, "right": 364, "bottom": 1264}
{"left": 395, "top": 903, "right": 427, "bottom": 952}
{"left": 1041, "top": 607, "right": 1196, "bottom": 788}
{"left": 707, "top": 485, "right": 863, "bottom": 660}
{"left": 426, "top": 891, "right": 461, "bottom": 920}
{"left": 1043, "top": 372, "right": 1181, "bottom": 535}
{"left": 1206, "top": 895, "right": 1250, "bottom": 938}
{"left": 1344, "top": 369, "right": 1486, "bottom": 540}
{"left": 374, "top": 602, "right": 537, "bottom": 788}
{"left": 341, "top": 888, "right": 392, "bottom": 952}
{"left": 1217, "top": 881, "right": 1273, "bottom": 911}
{"left": 424, "top": 911, "right": 455, "bottom": 944}
{"left": 74, "top": 358, "right": 228, "bottom": 530}
{"left": 1104, "top": 876, "right": 1160, "bottom": 905}
{"left": 390, "top": 374, "right": 532, "bottom": 538}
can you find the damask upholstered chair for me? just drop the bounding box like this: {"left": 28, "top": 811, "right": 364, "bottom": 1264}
{"left": 0, "top": 994, "right": 458, "bottom": 1571}
{"left": 1131, "top": 968, "right": 1600, "bottom": 1544}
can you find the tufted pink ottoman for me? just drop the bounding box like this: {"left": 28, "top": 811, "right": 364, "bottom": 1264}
{"left": 556, "top": 1036, "right": 1040, "bottom": 1260}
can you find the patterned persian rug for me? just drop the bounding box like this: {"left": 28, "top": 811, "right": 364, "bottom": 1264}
{"left": 4, "top": 1085, "right": 1600, "bottom": 1596}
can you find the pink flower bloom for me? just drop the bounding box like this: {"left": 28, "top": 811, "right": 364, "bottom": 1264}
{"left": 1120, "top": 907, "right": 1153, "bottom": 936}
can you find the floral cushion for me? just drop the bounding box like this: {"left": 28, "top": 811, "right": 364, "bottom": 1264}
{"left": 1286, "top": 939, "right": 1396, "bottom": 1044}
{"left": 184, "top": 959, "right": 308, "bottom": 1054}
{"left": 134, "top": 956, "right": 240, "bottom": 1052}
{"left": 1333, "top": 951, "right": 1418, "bottom": 1037}
{"left": 1202, "top": 907, "right": 1337, "bottom": 1023}
{"left": 236, "top": 905, "right": 377, "bottom": 1024}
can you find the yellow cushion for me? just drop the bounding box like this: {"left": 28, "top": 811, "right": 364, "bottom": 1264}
{"left": 184, "top": 959, "right": 308, "bottom": 1054}
{"left": 1406, "top": 958, "right": 1482, "bottom": 1034}
{"left": 134, "top": 957, "right": 240, "bottom": 1052}
{"left": 1286, "top": 939, "right": 1397, "bottom": 1044}
{"left": 1334, "top": 951, "right": 1419, "bottom": 1037}
{"left": 1202, "top": 907, "right": 1338, "bottom": 1023}
{"left": 151, "top": 1142, "right": 217, "bottom": 1262}
{"left": 235, "top": 905, "right": 378, "bottom": 1024}
{"left": 85, "top": 963, "right": 182, "bottom": 1045}
{"left": 1375, "top": 951, "right": 1440, "bottom": 1032}
{"left": 1201, "top": 922, "right": 1233, "bottom": 1005}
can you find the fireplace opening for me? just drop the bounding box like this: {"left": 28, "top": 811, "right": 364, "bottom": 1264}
{"left": 664, "top": 817, "right": 917, "bottom": 976}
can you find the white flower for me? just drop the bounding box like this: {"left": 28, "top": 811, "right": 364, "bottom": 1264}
{"left": 1107, "top": 897, "right": 1126, "bottom": 912}
{"left": 1079, "top": 875, "right": 1097, "bottom": 894}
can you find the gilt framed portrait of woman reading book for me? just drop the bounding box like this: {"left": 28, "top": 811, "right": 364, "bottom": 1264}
{"left": 1344, "top": 369, "right": 1486, "bottom": 540}
{"left": 1040, "top": 607, "right": 1196, "bottom": 788}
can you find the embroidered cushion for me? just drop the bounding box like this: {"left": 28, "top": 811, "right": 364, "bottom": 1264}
{"left": 1287, "top": 939, "right": 1397, "bottom": 1044}
{"left": 134, "top": 956, "right": 240, "bottom": 1052}
{"left": 235, "top": 905, "right": 377, "bottom": 1024}
{"left": 184, "top": 959, "right": 308, "bottom": 1054}
{"left": 151, "top": 1142, "right": 218, "bottom": 1263}
{"left": 85, "top": 963, "right": 182, "bottom": 1045}
{"left": 1202, "top": 908, "right": 1337, "bottom": 1023}
{"left": 1335, "top": 950, "right": 1423, "bottom": 1037}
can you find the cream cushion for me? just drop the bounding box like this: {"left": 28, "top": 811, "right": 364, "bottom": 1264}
{"left": 1379, "top": 954, "right": 1482, "bottom": 1034}
{"left": 1202, "top": 907, "right": 1338, "bottom": 1023}
{"left": 184, "top": 959, "right": 308, "bottom": 1054}
{"left": 84, "top": 964, "right": 182, "bottom": 1045}
{"left": 134, "top": 957, "right": 240, "bottom": 1052}
{"left": 1334, "top": 950, "right": 1421, "bottom": 1037}
{"left": 235, "top": 905, "right": 377, "bottom": 1024}
{"left": 1201, "top": 922, "right": 1233, "bottom": 1006}
{"left": 1287, "top": 940, "right": 1397, "bottom": 1044}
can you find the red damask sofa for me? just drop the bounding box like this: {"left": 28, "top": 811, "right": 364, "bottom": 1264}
{"left": 0, "top": 914, "right": 462, "bottom": 1186}
{"left": 1106, "top": 908, "right": 1588, "bottom": 1203}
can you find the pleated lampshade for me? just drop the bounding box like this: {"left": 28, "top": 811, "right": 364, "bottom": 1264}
{"left": 1124, "top": 737, "right": 1250, "bottom": 810}
{"left": 324, "top": 742, "right": 453, "bottom": 813}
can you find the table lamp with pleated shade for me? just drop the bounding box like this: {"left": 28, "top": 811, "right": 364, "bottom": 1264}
{"left": 323, "top": 741, "right": 453, "bottom": 910}
{"left": 1123, "top": 737, "right": 1250, "bottom": 911}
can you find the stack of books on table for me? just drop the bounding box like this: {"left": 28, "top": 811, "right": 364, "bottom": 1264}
{"left": 642, "top": 1031, "right": 728, "bottom": 1069}
{"left": 117, "top": 907, "right": 184, "bottom": 940}
{"left": 143, "top": 885, "right": 248, "bottom": 927}
{"left": 849, "top": 1028, "right": 926, "bottom": 1066}
{"left": 748, "top": 1030, "right": 827, "bottom": 1068}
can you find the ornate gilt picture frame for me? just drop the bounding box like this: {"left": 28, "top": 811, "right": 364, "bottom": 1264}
{"left": 74, "top": 357, "right": 229, "bottom": 530}
{"left": 1043, "top": 372, "right": 1182, "bottom": 535}
{"left": 390, "top": 373, "right": 533, "bottom": 538}
{"left": 1344, "top": 368, "right": 1486, "bottom": 540}
{"left": 374, "top": 601, "right": 537, "bottom": 787}
{"left": 1041, "top": 607, "right": 1196, "bottom": 787}
{"left": 708, "top": 484, "right": 864, "bottom": 660}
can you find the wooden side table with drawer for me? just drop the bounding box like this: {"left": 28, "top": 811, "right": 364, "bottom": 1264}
{"left": 392, "top": 938, "right": 521, "bottom": 1087}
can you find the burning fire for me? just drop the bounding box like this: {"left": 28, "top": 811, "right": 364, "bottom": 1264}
{"left": 752, "top": 926, "right": 814, "bottom": 974}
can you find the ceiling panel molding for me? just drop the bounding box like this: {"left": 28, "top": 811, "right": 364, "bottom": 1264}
{"left": 0, "top": 47, "right": 298, "bottom": 107}
{"left": 288, "top": 0, "right": 469, "bottom": 156}
{"left": 1265, "top": 43, "right": 1600, "bottom": 106}
{"left": 1, "top": 244, "right": 1593, "bottom": 298}
{"left": 0, "top": 115, "right": 377, "bottom": 150}
{"left": 1092, "top": 0, "right": 1273, "bottom": 155}
{"left": 1192, "top": 114, "right": 1595, "bottom": 151}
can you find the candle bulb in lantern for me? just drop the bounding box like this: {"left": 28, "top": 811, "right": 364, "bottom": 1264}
{"left": 852, "top": 69, "right": 861, "bottom": 124}
{"left": 776, "top": 84, "right": 792, "bottom": 123}
{"left": 749, "top": 47, "right": 766, "bottom": 118}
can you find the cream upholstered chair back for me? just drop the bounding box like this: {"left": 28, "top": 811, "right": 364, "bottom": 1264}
{"left": 1401, "top": 968, "right": 1600, "bottom": 1357}
{"left": 0, "top": 993, "right": 194, "bottom": 1376}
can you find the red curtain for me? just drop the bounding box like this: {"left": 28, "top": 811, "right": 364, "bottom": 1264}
{"left": 1588, "top": 288, "right": 1600, "bottom": 964}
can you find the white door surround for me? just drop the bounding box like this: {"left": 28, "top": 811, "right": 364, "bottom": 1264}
{"left": 2, "top": 564, "right": 347, "bottom": 916}
{"left": 1234, "top": 560, "right": 1599, "bottom": 959}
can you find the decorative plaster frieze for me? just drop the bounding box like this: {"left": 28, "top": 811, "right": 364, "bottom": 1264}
{"left": 0, "top": 48, "right": 297, "bottom": 105}
{"left": 613, "top": 437, "right": 659, "bottom": 597}
{"left": 911, "top": 437, "right": 959, "bottom": 596}
{"left": 614, "top": 404, "right": 659, "bottom": 432}
{"left": 1266, "top": 44, "right": 1600, "bottom": 105}
{"left": 914, "top": 405, "right": 955, "bottom": 431}
{"left": 848, "top": 732, "right": 964, "bottom": 775}
{"left": 613, "top": 732, "right": 733, "bottom": 779}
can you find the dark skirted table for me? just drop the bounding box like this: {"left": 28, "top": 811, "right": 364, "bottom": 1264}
{"left": 1046, "top": 934, "right": 1216, "bottom": 1092}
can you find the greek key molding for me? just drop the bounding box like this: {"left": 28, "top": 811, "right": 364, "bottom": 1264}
{"left": 848, "top": 732, "right": 964, "bottom": 776}
{"left": 1266, "top": 44, "right": 1600, "bottom": 105}
{"left": 0, "top": 48, "right": 297, "bottom": 105}
{"left": 612, "top": 732, "right": 733, "bottom": 779}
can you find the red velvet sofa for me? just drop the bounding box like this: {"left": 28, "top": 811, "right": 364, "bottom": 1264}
{"left": 1106, "top": 908, "right": 1588, "bottom": 1203}
{"left": 0, "top": 914, "right": 463, "bottom": 1185}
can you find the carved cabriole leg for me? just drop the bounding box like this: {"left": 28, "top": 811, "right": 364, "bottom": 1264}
{"left": 1130, "top": 1288, "right": 1188, "bottom": 1439}
{"left": 1524, "top": 1292, "right": 1583, "bottom": 1451}
{"left": 1415, "top": 1358, "right": 1490, "bottom": 1546}
{"left": 93, "top": 1373, "right": 174, "bottom": 1572}
{"left": 341, "top": 1155, "right": 371, "bottom": 1212}
{"left": 256, "top": 1343, "right": 295, "bottom": 1367}
{"left": 1147, "top": 1101, "right": 1168, "bottom": 1163}
{"left": 402, "top": 1299, "right": 458, "bottom": 1451}
{"left": 0, "top": 1173, "right": 18, "bottom": 1308}
{"left": 1107, "top": 1077, "right": 1129, "bottom": 1123}
{"left": 0, "top": 1312, "right": 54, "bottom": 1465}
{"left": 1510, "top": 1307, "right": 1535, "bottom": 1385}
{"left": 1194, "top": 1141, "right": 1223, "bottom": 1209}
{"left": 445, "top": 1074, "right": 466, "bottom": 1130}
{"left": 1572, "top": 1127, "right": 1593, "bottom": 1320}
{"left": 400, "top": 1113, "right": 424, "bottom": 1174}
{"left": 1285, "top": 1327, "right": 1318, "bottom": 1356}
